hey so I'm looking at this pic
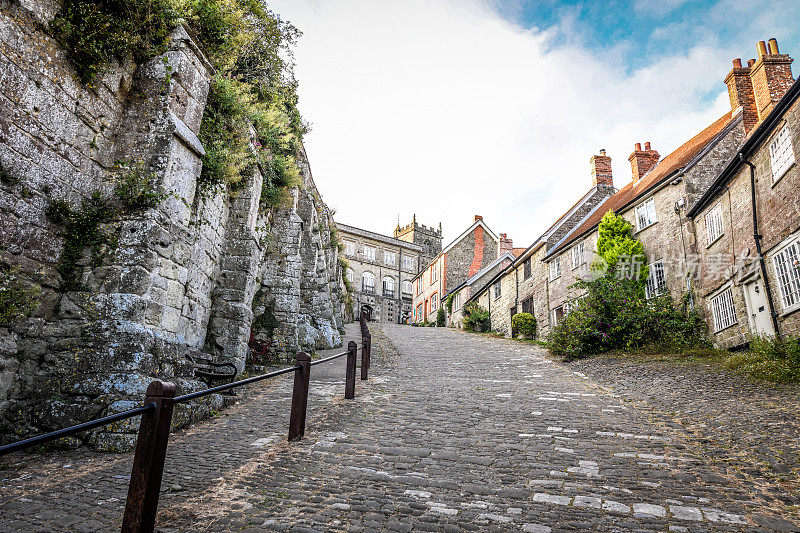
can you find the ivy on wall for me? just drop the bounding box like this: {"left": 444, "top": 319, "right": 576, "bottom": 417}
{"left": 50, "top": 0, "right": 308, "bottom": 210}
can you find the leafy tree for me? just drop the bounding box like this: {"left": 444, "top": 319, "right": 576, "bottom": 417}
{"left": 593, "top": 211, "right": 648, "bottom": 283}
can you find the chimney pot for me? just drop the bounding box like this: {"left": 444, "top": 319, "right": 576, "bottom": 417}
{"left": 474, "top": 215, "right": 483, "bottom": 222}
{"left": 750, "top": 40, "right": 795, "bottom": 122}
{"left": 758, "top": 40, "right": 768, "bottom": 58}
{"left": 590, "top": 150, "right": 613, "bottom": 189}
{"left": 768, "top": 38, "right": 779, "bottom": 54}
{"left": 600, "top": 148, "right": 606, "bottom": 155}
{"left": 629, "top": 143, "right": 660, "bottom": 182}
{"left": 748, "top": 58, "right": 756, "bottom": 67}
{"left": 733, "top": 58, "right": 742, "bottom": 68}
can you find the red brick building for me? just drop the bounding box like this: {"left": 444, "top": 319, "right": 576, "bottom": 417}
{"left": 411, "top": 216, "right": 499, "bottom": 323}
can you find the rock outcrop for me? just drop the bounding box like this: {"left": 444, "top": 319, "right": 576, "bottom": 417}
{"left": 0, "top": 1, "right": 345, "bottom": 449}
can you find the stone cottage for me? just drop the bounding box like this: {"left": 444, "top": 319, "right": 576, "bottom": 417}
{"left": 687, "top": 39, "right": 798, "bottom": 348}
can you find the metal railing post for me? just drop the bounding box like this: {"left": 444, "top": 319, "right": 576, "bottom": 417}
{"left": 366, "top": 332, "right": 371, "bottom": 372}
{"left": 122, "top": 380, "right": 176, "bottom": 533}
{"left": 360, "top": 333, "right": 369, "bottom": 380}
{"left": 288, "top": 353, "right": 311, "bottom": 441}
{"left": 345, "top": 341, "right": 357, "bottom": 399}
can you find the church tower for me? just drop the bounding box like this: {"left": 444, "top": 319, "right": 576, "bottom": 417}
{"left": 394, "top": 215, "right": 443, "bottom": 269}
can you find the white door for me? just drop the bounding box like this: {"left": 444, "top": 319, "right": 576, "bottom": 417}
{"left": 743, "top": 278, "right": 775, "bottom": 337}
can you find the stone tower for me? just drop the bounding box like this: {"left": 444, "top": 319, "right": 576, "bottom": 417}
{"left": 394, "top": 215, "right": 443, "bottom": 268}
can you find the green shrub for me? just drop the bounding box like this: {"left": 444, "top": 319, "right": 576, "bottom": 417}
{"left": 0, "top": 267, "right": 41, "bottom": 325}
{"left": 547, "top": 277, "right": 708, "bottom": 361}
{"left": 594, "top": 211, "right": 648, "bottom": 282}
{"left": 436, "top": 307, "right": 445, "bottom": 327}
{"left": 462, "top": 303, "right": 491, "bottom": 333}
{"left": 512, "top": 312, "right": 536, "bottom": 339}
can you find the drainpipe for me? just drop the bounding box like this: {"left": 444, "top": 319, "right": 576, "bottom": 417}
{"left": 740, "top": 154, "right": 781, "bottom": 338}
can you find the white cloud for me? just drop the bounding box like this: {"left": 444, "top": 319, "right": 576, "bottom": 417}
{"left": 268, "top": 0, "right": 733, "bottom": 246}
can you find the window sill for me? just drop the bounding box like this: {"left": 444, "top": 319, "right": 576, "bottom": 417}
{"left": 771, "top": 160, "right": 795, "bottom": 188}
{"left": 713, "top": 321, "right": 739, "bottom": 334}
{"left": 779, "top": 303, "right": 800, "bottom": 318}
{"left": 635, "top": 220, "right": 658, "bottom": 234}
{"left": 706, "top": 233, "right": 724, "bottom": 249}
{"left": 571, "top": 262, "right": 586, "bottom": 271}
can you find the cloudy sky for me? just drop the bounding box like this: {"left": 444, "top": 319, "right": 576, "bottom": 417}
{"left": 268, "top": 0, "right": 800, "bottom": 246}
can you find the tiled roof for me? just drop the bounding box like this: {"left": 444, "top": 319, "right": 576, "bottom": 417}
{"left": 513, "top": 247, "right": 526, "bottom": 258}
{"left": 546, "top": 109, "right": 736, "bottom": 257}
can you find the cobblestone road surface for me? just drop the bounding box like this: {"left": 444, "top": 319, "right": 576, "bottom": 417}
{"left": 1, "top": 325, "right": 799, "bottom": 532}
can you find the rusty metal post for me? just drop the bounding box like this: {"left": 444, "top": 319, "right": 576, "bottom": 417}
{"left": 360, "top": 334, "right": 369, "bottom": 380}
{"left": 345, "top": 341, "right": 357, "bottom": 399}
{"left": 121, "top": 380, "right": 176, "bottom": 533}
{"left": 288, "top": 353, "right": 311, "bottom": 441}
{"left": 366, "top": 332, "right": 371, "bottom": 372}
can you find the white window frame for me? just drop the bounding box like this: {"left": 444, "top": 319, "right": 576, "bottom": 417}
{"left": 571, "top": 242, "right": 586, "bottom": 269}
{"left": 549, "top": 257, "right": 561, "bottom": 281}
{"left": 363, "top": 246, "right": 375, "bottom": 261}
{"left": 401, "top": 280, "right": 412, "bottom": 295}
{"left": 770, "top": 123, "right": 795, "bottom": 183}
{"left": 344, "top": 241, "right": 355, "bottom": 256}
{"left": 382, "top": 276, "right": 395, "bottom": 296}
{"left": 644, "top": 260, "right": 666, "bottom": 299}
{"left": 384, "top": 251, "right": 397, "bottom": 266}
{"left": 551, "top": 306, "right": 564, "bottom": 327}
{"left": 709, "top": 286, "right": 737, "bottom": 332}
{"left": 771, "top": 237, "right": 800, "bottom": 313}
{"left": 635, "top": 197, "right": 657, "bottom": 231}
{"left": 402, "top": 256, "right": 414, "bottom": 271}
{"left": 362, "top": 272, "right": 375, "bottom": 294}
{"left": 453, "top": 291, "right": 462, "bottom": 311}
{"left": 705, "top": 203, "right": 724, "bottom": 246}
{"left": 493, "top": 280, "right": 502, "bottom": 300}
{"left": 431, "top": 293, "right": 438, "bottom": 312}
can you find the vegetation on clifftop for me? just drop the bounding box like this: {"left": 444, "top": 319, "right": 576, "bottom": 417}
{"left": 51, "top": 0, "right": 307, "bottom": 209}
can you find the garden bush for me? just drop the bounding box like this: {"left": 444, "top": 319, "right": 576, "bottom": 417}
{"left": 547, "top": 277, "right": 708, "bottom": 360}
{"left": 436, "top": 308, "right": 445, "bottom": 327}
{"left": 511, "top": 312, "right": 536, "bottom": 339}
{"left": 462, "top": 303, "right": 491, "bottom": 333}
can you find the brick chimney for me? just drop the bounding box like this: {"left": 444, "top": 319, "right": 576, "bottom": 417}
{"left": 750, "top": 38, "right": 794, "bottom": 122}
{"left": 474, "top": 215, "right": 483, "bottom": 222}
{"left": 590, "top": 149, "right": 613, "bottom": 189}
{"left": 725, "top": 58, "right": 759, "bottom": 133}
{"left": 499, "top": 233, "right": 513, "bottom": 256}
{"left": 628, "top": 142, "right": 660, "bottom": 182}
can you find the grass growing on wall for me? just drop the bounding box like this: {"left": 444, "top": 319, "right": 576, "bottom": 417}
{"left": 47, "top": 163, "right": 165, "bottom": 290}
{"left": 50, "top": 0, "right": 308, "bottom": 209}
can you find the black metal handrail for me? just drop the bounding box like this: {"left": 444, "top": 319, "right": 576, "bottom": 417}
{"left": 0, "top": 325, "right": 373, "bottom": 532}
{"left": 174, "top": 364, "right": 303, "bottom": 403}
{"left": 0, "top": 404, "right": 155, "bottom": 457}
{"left": 309, "top": 349, "right": 351, "bottom": 367}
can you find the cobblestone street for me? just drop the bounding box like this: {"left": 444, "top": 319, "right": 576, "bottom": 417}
{"left": 2, "top": 324, "right": 800, "bottom": 532}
